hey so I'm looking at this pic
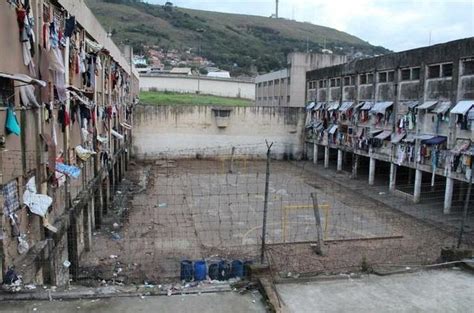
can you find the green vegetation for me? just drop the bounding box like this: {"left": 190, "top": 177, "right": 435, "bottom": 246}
{"left": 140, "top": 91, "right": 252, "bottom": 107}
{"left": 86, "top": 0, "right": 390, "bottom": 76}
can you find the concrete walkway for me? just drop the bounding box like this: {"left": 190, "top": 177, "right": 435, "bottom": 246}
{"left": 0, "top": 292, "right": 266, "bottom": 313}
{"left": 277, "top": 270, "right": 474, "bottom": 313}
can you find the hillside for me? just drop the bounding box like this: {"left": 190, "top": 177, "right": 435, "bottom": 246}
{"left": 86, "top": 0, "right": 390, "bottom": 75}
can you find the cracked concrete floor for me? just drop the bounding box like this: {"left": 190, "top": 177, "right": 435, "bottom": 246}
{"left": 277, "top": 269, "right": 474, "bottom": 313}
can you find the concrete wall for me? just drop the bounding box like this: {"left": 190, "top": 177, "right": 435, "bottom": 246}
{"left": 133, "top": 105, "right": 305, "bottom": 159}
{"left": 140, "top": 75, "right": 255, "bottom": 99}
{"left": 289, "top": 53, "right": 347, "bottom": 108}
{"left": 255, "top": 69, "right": 290, "bottom": 106}
{"left": 255, "top": 53, "right": 347, "bottom": 107}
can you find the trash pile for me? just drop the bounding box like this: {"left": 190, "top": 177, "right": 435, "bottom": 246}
{"left": 1, "top": 267, "right": 23, "bottom": 293}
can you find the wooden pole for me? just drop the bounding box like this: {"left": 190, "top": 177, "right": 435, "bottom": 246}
{"left": 311, "top": 192, "right": 324, "bottom": 255}
{"left": 260, "top": 140, "right": 273, "bottom": 264}
{"left": 229, "top": 146, "right": 235, "bottom": 174}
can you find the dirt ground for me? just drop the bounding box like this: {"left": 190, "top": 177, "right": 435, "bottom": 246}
{"left": 79, "top": 159, "right": 465, "bottom": 284}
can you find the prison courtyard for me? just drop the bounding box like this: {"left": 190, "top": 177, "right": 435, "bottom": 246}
{"left": 78, "top": 158, "right": 468, "bottom": 283}
{"left": 0, "top": 0, "right": 473, "bottom": 311}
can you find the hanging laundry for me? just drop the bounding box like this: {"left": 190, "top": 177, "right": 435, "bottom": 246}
{"left": 7, "top": 0, "right": 19, "bottom": 8}
{"left": 111, "top": 129, "right": 124, "bottom": 140}
{"left": 55, "top": 162, "right": 81, "bottom": 179}
{"left": 23, "top": 176, "right": 53, "bottom": 217}
{"left": 81, "top": 127, "right": 90, "bottom": 144}
{"left": 97, "top": 135, "right": 108, "bottom": 143}
{"left": 80, "top": 104, "right": 91, "bottom": 121}
{"left": 5, "top": 106, "right": 21, "bottom": 136}
{"left": 64, "top": 16, "right": 76, "bottom": 38}
{"left": 17, "top": 234, "right": 29, "bottom": 255}
{"left": 75, "top": 145, "right": 96, "bottom": 161}
{"left": 105, "top": 106, "right": 113, "bottom": 119}
{"left": 96, "top": 55, "right": 102, "bottom": 71}
{"left": 57, "top": 104, "right": 70, "bottom": 132}
{"left": 16, "top": 7, "right": 36, "bottom": 74}
{"left": 8, "top": 213, "right": 20, "bottom": 237}
{"left": 54, "top": 71, "right": 67, "bottom": 102}
{"left": 79, "top": 47, "right": 86, "bottom": 74}
{"left": 2, "top": 180, "right": 20, "bottom": 215}
{"left": 19, "top": 84, "right": 40, "bottom": 108}
{"left": 87, "top": 54, "right": 96, "bottom": 88}
{"left": 55, "top": 171, "right": 66, "bottom": 187}
{"left": 70, "top": 103, "right": 79, "bottom": 124}
{"left": 48, "top": 47, "right": 64, "bottom": 73}
{"left": 49, "top": 21, "right": 59, "bottom": 49}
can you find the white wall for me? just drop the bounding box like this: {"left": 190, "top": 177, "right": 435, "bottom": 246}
{"left": 140, "top": 75, "right": 255, "bottom": 100}
{"left": 132, "top": 105, "right": 305, "bottom": 159}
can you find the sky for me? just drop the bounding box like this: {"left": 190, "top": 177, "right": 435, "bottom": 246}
{"left": 146, "top": 0, "right": 474, "bottom": 52}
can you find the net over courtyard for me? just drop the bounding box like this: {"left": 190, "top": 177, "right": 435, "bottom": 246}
{"left": 79, "top": 146, "right": 469, "bottom": 283}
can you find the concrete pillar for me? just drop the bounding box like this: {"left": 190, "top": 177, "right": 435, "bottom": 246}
{"left": 84, "top": 204, "right": 92, "bottom": 252}
{"left": 110, "top": 165, "right": 115, "bottom": 194}
{"left": 324, "top": 146, "right": 330, "bottom": 169}
{"left": 352, "top": 154, "right": 359, "bottom": 179}
{"left": 313, "top": 143, "right": 318, "bottom": 165}
{"left": 105, "top": 176, "right": 111, "bottom": 216}
{"left": 369, "top": 157, "right": 376, "bottom": 185}
{"left": 389, "top": 163, "right": 397, "bottom": 192}
{"left": 117, "top": 157, "right": 122, "bottom": 182}
{"left": 444, "top": 177, "right": 454, "bottom": 214}
{"left": 458, "top": 182, "right": 466, "bottom": 202}
{"left": 122, "top": 153, "right": 126, "bottom": 177}
{"left": 337, "top": 150, "right": 343, "bottom": 172}
{"left": 95, "top": 186, "right": 103, "bottom": 229}
{"left": 68, "top": 214, "right": 79, "bottom": 280}
{"left": 90, "top": 196, "right": 96, "bottom": 230}
{"left": 414, "top": 169, "right": 422, "bottom": 203}
{"left": 125, "top": 149, "right": 129, "bottom": 171}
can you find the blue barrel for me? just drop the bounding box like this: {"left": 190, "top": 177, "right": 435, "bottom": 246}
{"left": 218, "top": 261, "right": 231, "bottom": 281}
{"left": 194, "top": 260, "right": 207, "bottom": 281}
{"left": 243, "top": 260, "right": 253, "bottom": 277}
{"left": 180, "top": 260, "right": 193, "bottom": 282}
{"left": 231, "top": 260, "right": 244, "bottom": 278}
{"left": 208, "top": 263, "right": 219, "bottom": 280}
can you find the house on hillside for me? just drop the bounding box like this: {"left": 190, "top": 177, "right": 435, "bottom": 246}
{"left": 207, "top": 70, "right": 231, "bottom": 78}
{"left": 133, "top": 56, "right": 148, "bottom": 67}
{"left": 170, "top": 67, "right": 192, "bottom": 76}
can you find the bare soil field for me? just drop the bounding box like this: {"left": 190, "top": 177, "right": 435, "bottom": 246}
{"left": 79, "top": 159, "right": 463, "bottom": 284}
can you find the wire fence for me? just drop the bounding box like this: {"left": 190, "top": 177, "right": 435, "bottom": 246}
{"left": 76, "top": 143, "right": 473, "bottom": 284}
{"left": 1, "top": 143, "right": 472, "bottom": 286}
